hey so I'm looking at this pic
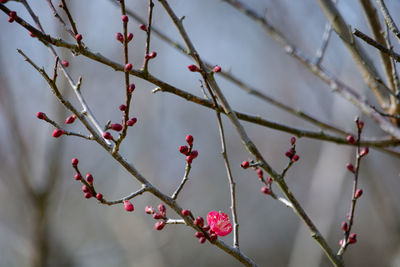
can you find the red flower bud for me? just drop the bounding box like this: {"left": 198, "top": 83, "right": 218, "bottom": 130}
{"left": 124, "top": 200, "right": 134, "bottom": 212}
{"left": 82, "top": 185, "right": 90, "bottom": 193}
{"left": 355, "top": 188, "right": 363, "bottom": 199}
{"left": 341, "top": 221, "right": 348, "bottom": 232}
{"left": 36, "top": 112, "right": 46, "bottom": 120}
{"left": 72, "top": 158, "right": 79, "bottom": 167}
{"left": 186, "top": 155, "right": 194, "bottom": 164}
{"left": 158, "top": 203, "right": 166, "bottom": 216}
{"left": 119, "top": 104, "right": 127, "bottom": 111}
{"left": 86, "top": 173, "right": 94, "bottom": 185}
{"left": 194, "top": 216, "right": 204, "bottom": 227}
{"left": 29, "top": 31, "right": 36, "bottom": 38}
{"left": 52, "top": 129, "right": 64, "bottom": 138}
{"left": 139, "top": 24, "right": 147, "bottom": 31}
{"left": 181, "top": 209, "right": 191, "bottom": 216}
{"left": 292, "top": 154, "right": 300, "bottom": 162}
{"left": 199, "top": 237, "right": 206, "bottom": 243}
{"left": 348, "top": 233, "right": 357, "bottom": 244}
{"left": 115, "top": 32, "right": 123, "bottom": 43}
{"left": 267, "top": 177, "right": 273, "bottom": 184}
{"left": 8, "top": 17, "right": 14, "bottom": 23}
{"left": 62, "top": 60, "right": 69, "bottom": 67}
{"left": 149, "top": 52, "right": 157, "bottom": 58}
{"left": 360, "top": 147, "right": 369, "bottom": 157}
{"left": 212, "top": 66, "right": 221, "bottom": 73}
{"left": 358, "top": 120, "right": 364, "bottom": 129}
{"left": 103, "top": 132, "right": 113, "bottom": 140}
{"left": 186, "top": 135, "right": 194, "bottom": 145}
{"left": 9, "top": 11, "right": 16, "bottom": 19}
{"left": 290, "top": 136, "right": 296, "bottom": 145}
{"left": 241, "top": 161, "right": 250, "bottom": 169}
{"left": 257, "top": 168, "right": 263, "bottom": 179}
{"left": 188, "top": 64, "right": 200, "bottom": 72}
{"left": 155, "top": 221, "right": 165, "bottom": 230}
{"left": 124, "top": 63, "right": 132, "bottom": 72}
{"left": 121, "top": 15, "right": 129, "bottom": 23}
{"left": 74, "top": 173, "right": 82, "bottom": 180}
{"left": 346, "top": 135, "right": 356, "bottom": 144}
{"left": 190, "top": 150, "right": 198, "bottom": 159}
{"left": 179, "top": 145, "right": 189, "bottom": 155}
{"left": 195, "top": 232, "right": 204, "bottom": 238}
{"left": 202, "top": 225, "right": 210, "bottom": 231}
{"left": 127, "top": 118, "right": 137, "bottom": 126}
{"left": 110, "top": 123, "right": 123, "bottom": 132}
{"left": 346, "top": 163, "right": 354, "bottom": 173}
{"left": 65, "top": 114, "right": 76, "bottom": 124}
{"left": 96, "top": 193, "right": 103, "bottom": 201}
{"left": 84, "top": 192, "right": 92, "bottom": 199}
{"left": 153, "top": 212, "right": 163, "bottom": 220}
{"left": 145, "top": 206, "right": 154, "bottom": 214}
{"left": 285, "top": 151, "right": 293, "bottom": 158}
{"left": 129, "top": 83, "right": 135, "bottom": 93}
{"left": 127, "top": 33, "right": 134, "bottom": 42}
{"left": 261, "top": 186, "right": 271, "bottom": 195}
{"left": 75, "top": 34, "right": 82, "bottom": 42}
{"left": 209, "top": 233, "right": 218, "bottom": 241}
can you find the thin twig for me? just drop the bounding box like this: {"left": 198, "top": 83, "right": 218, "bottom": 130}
{"left": 376, "top": 0, "right": 400, "bottom": 45}
{"left": 45, "top": 0, "right": 75, "bottom": 37}
{"left": 216, "top": 111, "right": 239, "bottom": 248}
{"left": 60, "top": 0, "right": 82, "bottom": 47}
{"left": 337, "top": 119, "right": 364, "bottom": 256}
{"left": 353, "top": 28, "right": 400, "bottom": 63}
{"left": 314, "top": 21, "right": 333, "bottom": 65}
{"left": 113, "top": 0, "right": 134, "bottom": 154}
{"left": 142, "top": 0, "right": 154, "bottom": 72}
{"left": 171, "top": 163, "right": 192, "bottom": 200}
{"left": 102, "top": 186, "right": 148, "bottom": 205}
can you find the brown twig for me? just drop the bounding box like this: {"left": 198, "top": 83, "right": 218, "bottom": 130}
{"left": 142, "top": 0, "right": 154, "bottom": 72}
{"left": 375, "top": 0, "right": 400, "bottom": 45}
{"left": 171, "top": 162, "right": 192, "bottom": 200}
{"left": 337, "top": 119, "right": 365, "bottom": 256}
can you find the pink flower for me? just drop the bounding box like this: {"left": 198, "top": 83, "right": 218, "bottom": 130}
{"left": 206, "top": 211, "right": 232, "bottom": 237}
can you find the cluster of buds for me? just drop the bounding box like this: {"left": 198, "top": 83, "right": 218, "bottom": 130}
{"left": 102, "top": 103, "right": 138, "bottom": 141}
{"left": 145, "top": 204, "right": 167, "bottom": 230}
{"left": 8, "top": 10, "right": 16, "bottom": 23}
{"left": 240, "top": 160, "right": 272, "bottom": 194}
{"left": 71, "top": 158, "right": 104, "bottom": 201}
{"left": 115, "top": 32, "right": 134, "bottom": 43}
{"left": 179, "top": 135, "right": 198, "bottom": 165}
{"left": 285, "top": 136, "right": 299, "bottom": 162}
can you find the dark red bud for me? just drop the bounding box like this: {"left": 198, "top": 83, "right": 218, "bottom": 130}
{"left": 190, "top": 150, "right": 198, "bottom": 159}
{"left": 82, "top": 185, "right": 90, "bottom": 193}
{"left": 186, "top": 155, "right": 194, "bottom": 164}
{"left": 52, "top": 129, "right": 64, "bottom": 138}
{"left": 65, "top": 114, "right": 76, "bottom": 124}
{"left": 115, "top": 32, "right": 123, "bottom": 43}
{"left": 127, "top": 33, "right": 133, "bottom": 42}
{"left": 149, "top": 52, "right": 157, "bottom": 58}
{"left": 355, "top": 189, "right": 363, "bottom": 199}
{"left": 124, "top": 200, "right": 134, "bottom": 212}
{"left": 72, "top": 158, "right": 79, "bottom": 167}
{"left": 360, "top": 147, "right": 369, "bottom": 157}
{"left": 199, "top": 237, "right": 206, "bottom": 243}
{"left": 96, "top": 193, "right": 103, "bottom": 201}
{"left": 195, "top": 232, "right": 204, "bottom": 238}
{"left": 290, "top": 136, "right": 296, "bottom": 145}
{"left": 188, "top": 64, "right": 200, "bottom": 72}
{"left": 153, "top": 213, "right": 163, "bottom": 220}
{"left": 181, "top": 209, "right": 191, "bottom": 216}
{"left": 358, "top": 120, "right": 364, "bottom": 129}
{"left": 124, "top": 63, "right": 132, "bottom": 72}
{"left": 74, "top": 173, "right": 82, "bottom": 180}
{"left": 341, "top": 221, "right": 348, "bottom": 232}
{"left": 179, "top": 146, "right": 189, "bottom": 155}
{"left": 346, "top": 135, "right": 356, "bottom": 144}
{"left": 292, "top": 154, "right": 300, "bottom": 162}
{"left": 261, "top": 186, "right": 271, "bottom": 195}
{"left": 212, "top": 66, "right": 221, "bottom": 73}
{"left": 155, "top": 221, "right": 165, "bottom": 230}
{"left": 121, "top": 15, "right": 129, "bottom": 23}
{"left": 103, "top": 132, "right": 113, "bottom": 140}
{"left": 86, "top": 173, "right": 94, "bottom": 185}
{"left": 129, "top": 83, "right": 135, "bottom": 93}
{"left": 186, "top": 135, "right": 194, "bottom": 145}
{"left": 158, "top": 203, "right": 166, "bottom": 215}
{"left": 36, "top": 112, "right": 46, "bottom": 120}
{"left": 257, "top": 168, "right": 263, "bottom": 179}
{"left": 241, "top": 161, "right": 250, "bottom": 169}
{"left": 127, "top": 118, "right": 137, "bottom": 126}
{"left": 84, "top": 192, "right": 92, "bottom": 199}
{"left": 62, "top": 60, "right": 69, "bottom": 67}
{"left": 139, "top": 24, "right": 147, "bottom": 31}
{"left": 75, "top": 34, "right": 82, "bottom": 41}
{"left": 346, "top": 163, "right": 354, "bottom": 173}
{"left": 110, "top": 123, "right": 123, "bottom": 132}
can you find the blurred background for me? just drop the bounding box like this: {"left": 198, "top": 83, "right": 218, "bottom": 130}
{"left": 1, "top": 0, "right": 400, "bottom": 266}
